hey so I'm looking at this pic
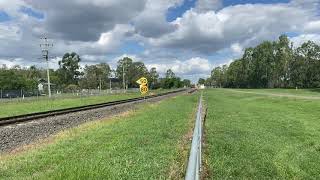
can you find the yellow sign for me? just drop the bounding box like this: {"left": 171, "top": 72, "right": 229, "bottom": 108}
{"left": 136, "top": 77, "right": 148, "bottom": 85}
{"left": 136, "top": 77, "right": 148, "bottom": 95}
{"left": 140, "top": 85, "right": 148, "bottom": 94}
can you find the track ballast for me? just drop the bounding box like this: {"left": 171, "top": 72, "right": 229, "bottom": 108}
{"left": 0, "top": 89, "right": 189, "bottom": 126}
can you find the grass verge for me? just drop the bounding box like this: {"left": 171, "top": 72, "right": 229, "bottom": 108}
{"left": 0, "top": 89, "right": 173, "bottom": 118}
{"left": 228, "top": 88, "right": 320, "bottom": 98}
{"left": 204, "top": 89, "right": 320, "bottom": 179}
{"left": 0, "top": 93, "right": 198, "bottom": 179}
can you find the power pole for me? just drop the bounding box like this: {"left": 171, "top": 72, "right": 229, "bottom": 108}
{"left": 109, "top": 71, "right": 113, "bottom": 93}
{"left": 109, "top": 78, "right": 112, "bottom": 92}
{"left": 122, "top": 64, "right": 126, "bottom": 92}
{"left": 40, "top": 37, "right": 53, "bottom": 98}
{"left": 99, "top": 77, "right": 102, "bottom": 93}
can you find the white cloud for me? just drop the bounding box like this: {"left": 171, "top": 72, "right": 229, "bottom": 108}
{"left": 146, "top": 57, "right": 212, "bottom": 75}
{"left": 304, "top": 20, "right": 320, "bottom": 33}
{"left": 26, "top": 0, "right": 146, "bottom": 41}
{"left": 230, "top": 43, "right": 243, "bottom": 55}
{"left": 195, "top": 0, "right": 222, "bottom": 12}
{"left": 0, "top": 0, "right": 26, "bottom": 17}
{"left": 291, "top": 34, "right": 320, "bottom": 47}
{"left": 0, "top": 23, "right": 21, "bottom": 40}
{"left": 0, "top": 58, "right": 21, "bottom": 68}
{"left": 133, "top": 0, "right": 182, "bottom": 37}
{"left": 149, "top": 3, "right": 312, "bottom": 54}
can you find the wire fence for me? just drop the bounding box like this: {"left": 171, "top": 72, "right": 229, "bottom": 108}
{"left": 185, "top": 93, "right": 203, "bottom": 180}
{"left": 0, "top": 88, "right": 140, "bottom": 103}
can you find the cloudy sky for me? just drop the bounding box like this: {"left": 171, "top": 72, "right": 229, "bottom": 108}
{"left": 0, "top": 0, "right": 320, "bottom": 81}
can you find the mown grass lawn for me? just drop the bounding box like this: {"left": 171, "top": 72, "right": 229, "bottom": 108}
{"left": 0, "top": 89, "right": 172, "bottom": 118}
{"left": 0, "top": 93, "right": 198, "bottom": 179}
{"left": 204, "top": 89, "right": 320, "bottom": 179}
{"left": 232, "top": 88, "right": 320, "bottom": 97}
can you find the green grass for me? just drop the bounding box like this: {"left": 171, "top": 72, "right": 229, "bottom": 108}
{"left": 230, "top": 88, "right": 320, "bottom": 97}
{"left": 0, "top": 93, "right": 198, "bottom": 179}
{"left": 204, "top": 89, "right": 320, "bottom": 179}
{"left": 0, "top": 89, "right": 173, "bottom": 118}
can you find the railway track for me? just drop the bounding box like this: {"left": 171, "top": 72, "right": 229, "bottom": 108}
{"left": 0, "top": 89, "right": 190, "bottom": 126}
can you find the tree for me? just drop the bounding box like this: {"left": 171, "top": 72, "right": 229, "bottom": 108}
{"left": 165, "top": 69, "right": 175, "bottom": 78}
{"left": 27, "top": 66, "right": 41, "bottom": 80}
{"left": 116, "top": 57, "right": 133, "bottom": 89}
{"left": 292, "top": 41, "right": 320, "bottom": 88}
{"left": 205, "top": 35, "right": 320, "bottom": 89}
{"left": 198, "top": 78, "right": 205, "bottom": 85}
{"left": 161, "top": 69, "right": 184, "bottom": 89}
{"left": 182, "top": 79, "right": 191, "bottom": 87}
{"left": 129, "top": 62, "right": 150, "bottom": 88}
{"left": 80, "top": 63, "right": 111, "bottom": 89}
{"left": 211, "top": 67, "right": 225, "bottom": 88}
{"left": 58, "top": 52, "right": 82, "bottom": 86}
{"left": 149, "top": 67, "right": 159, "bottom": 89}
{"left": 116, "top": 57, "right": 151, "bottom": 88}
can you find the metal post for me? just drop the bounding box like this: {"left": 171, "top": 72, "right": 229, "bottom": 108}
{"left": 99, "top": 77, "right": 102, "bottom": 93}
{"left": 40, "top": 37, "right": 53, "bottom": 98}
{"left": 0, "top": 89, "right": 2, "bottom": 99}
{"left": 122, "top": 64, "right": 125, "bottom": 92}
{"left": 109, "top": 78, "right": 112, "bottom": 93}
{"left": 46, "top": 56, "right": 52, "bottom": 98}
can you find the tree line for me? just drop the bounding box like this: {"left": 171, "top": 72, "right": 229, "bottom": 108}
{"left": 204, "top": 35, "right": 320, "bottom": 88}
{"left": 0, "top": 54, "right": 191, "bottom": 92}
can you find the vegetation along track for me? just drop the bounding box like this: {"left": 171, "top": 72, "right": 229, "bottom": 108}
{"left": 0, "top": 89, "right": 189, "bottom": 126}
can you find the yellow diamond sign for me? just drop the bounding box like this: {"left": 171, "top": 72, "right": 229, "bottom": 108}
{"left": 136, "top": 77, "right": 148, "bottom": 86}
{"left": 136, "top": 77, "right": 148, "bottom": 95}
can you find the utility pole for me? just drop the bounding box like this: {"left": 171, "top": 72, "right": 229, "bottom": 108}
{"left": 109, "top": 71, "right": 114, "bottom": 93}
{"left": 99, "top": 77, "right": 102, "bottom": 93}
{"left": 109, "top": 78, "right": 112, "bottom": 92}
{"left": 40, "top": 37, "right": 53, "bottom": 98}
{"left": 122, "top": 64, "right": 126, "bottom": 92}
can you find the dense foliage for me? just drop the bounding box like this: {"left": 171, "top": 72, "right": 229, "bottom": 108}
{"left": 205, "top": 35, "right": 320, "bottom": 88}
{"left": 0, "top": 53, "right": 190, "bottom": 92}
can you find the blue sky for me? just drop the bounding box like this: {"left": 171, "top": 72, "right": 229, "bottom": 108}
{"left": 223, "top": 0, "right": 290, "bottom": 6}
{"left": 0, "top": 0, "right": 320, "bottom": 82}
{"left": 0, "top": 11, "right": 10, "bottom": 22}
{"left": 20, "top": 6, "right": 44, "bottom": 19}
{"left": 166, "top": 0, "right": 291, "bottom": 22}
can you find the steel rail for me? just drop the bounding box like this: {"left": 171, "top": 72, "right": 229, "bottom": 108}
{"left": 185, "top": 93, "right": 203, "bottom": 180}
{"left": 0, "top": 89, "right": 189, "bottom": 126}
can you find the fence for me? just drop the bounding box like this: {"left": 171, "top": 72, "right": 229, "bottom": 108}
{"left": 185, "top": 94, "right": 203, "bottom": 180}
{"left": 0, "top": 88, "right": 140, "bottom": 103}
{"left": 0, "top": 89, "right": 39, "bottom": 99}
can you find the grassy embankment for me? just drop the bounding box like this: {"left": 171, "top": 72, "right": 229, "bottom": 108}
{"left": 0, "top": 89, "right": 172, "bottom": 118}
{"left": 0, "top": 93, "right": 198, "bottom": 179}
{"left": 204, "top": 89, "right": 320, "bottom": 179}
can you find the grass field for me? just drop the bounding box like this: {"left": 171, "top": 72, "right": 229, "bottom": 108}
{"left": 204, "top": 89, "right": 320, "bottom": 179}
{"left": 0, "top": 89, "right": 172, "bottom": 118}
{"left": 0, "top": 93, "right": 198, "bottom": 179}
{"left": 230, "top": 88, "right": 320, "bottom": 97}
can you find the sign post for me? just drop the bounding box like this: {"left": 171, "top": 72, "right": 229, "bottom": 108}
{"left": 136, "top": 77, "right": 149, "bottom": 96}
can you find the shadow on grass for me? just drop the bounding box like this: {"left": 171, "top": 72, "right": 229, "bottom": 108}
{"left": 306, "top": 88, "right": 320, "bottom": 93}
